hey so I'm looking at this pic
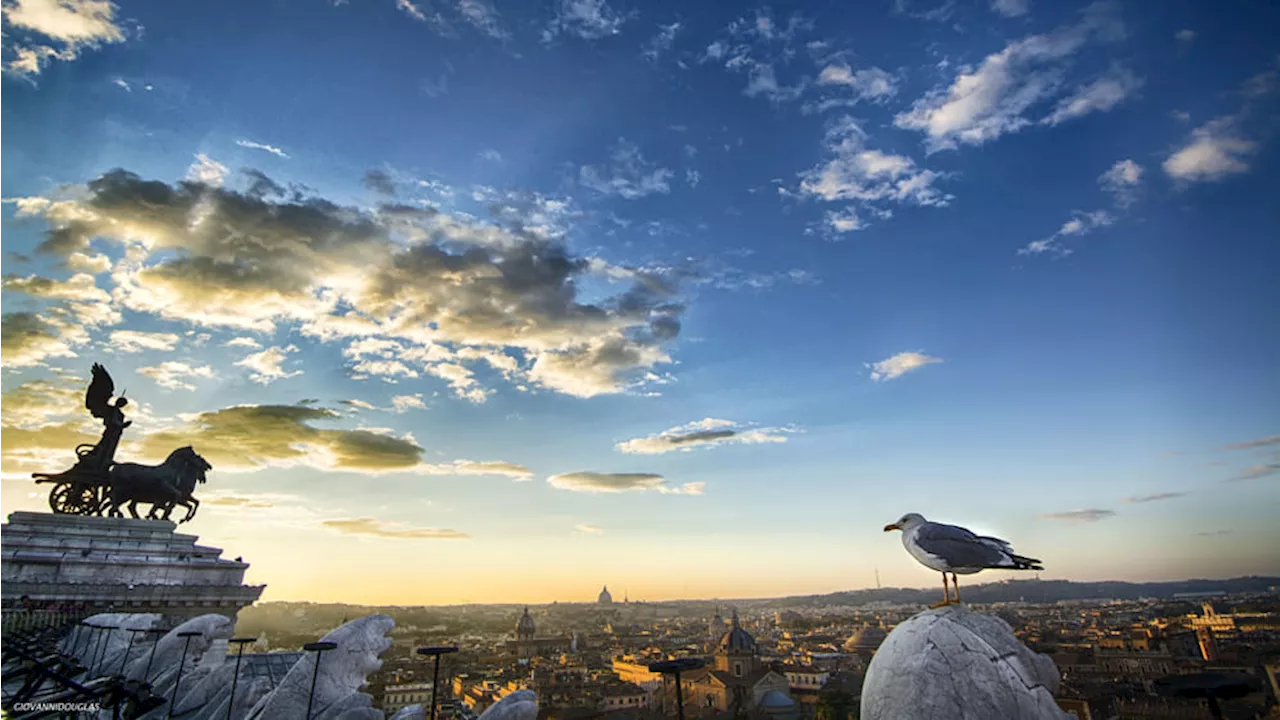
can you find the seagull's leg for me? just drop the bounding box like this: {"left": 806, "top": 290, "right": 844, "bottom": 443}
{"left": 930, "top": 572, "right": 952, "bottom": 608}
{"left": 951, "top": 574, "right": 962, "bottom": 604}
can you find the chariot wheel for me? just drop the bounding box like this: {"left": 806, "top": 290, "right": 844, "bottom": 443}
{"left": 49, "top": 483, "right": 101, "bottom": 515}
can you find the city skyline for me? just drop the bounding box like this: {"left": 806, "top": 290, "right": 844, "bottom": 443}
{"left": 3, "top": 0, "right": 1279, "bottom": 606}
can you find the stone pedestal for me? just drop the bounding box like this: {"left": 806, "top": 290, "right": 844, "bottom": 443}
{"left": 1, "top": 511, "right": 264, "bottom": 625}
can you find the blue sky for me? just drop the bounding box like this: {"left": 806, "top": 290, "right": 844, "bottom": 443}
{"left": 2, "top": 0, "right": 1278, "bottom": 605}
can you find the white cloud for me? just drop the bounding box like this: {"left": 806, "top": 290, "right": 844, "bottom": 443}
{"left": 816, "top": 64, "right": 898, "bottom": 103}
{"left": 1018, "top": 209, "right": 1114, "bottom": 257}
{"left": 235, "top": 345, "right": 303, "bottom": 385}
{"left": 457, "top": 0, "right": 508, "bottom": 39}
{"left": 2, "top": 0, "right": 127, "bottom": 76}
{"left": 1175, "top": 29, "right": 1195, "bottom": 45}
{"left": 1, "top": 273, "right": 109, "bottom": 302}
{"left": 396, "top": 0, "right": 428, "bottom": 22}
{"left": 641, "top": 22, "right": 681, "bottom": 62}
{"left": 421, "top": 73, "right": 450, "bottom": 98}
{"left": 580, "top": 139, "right": 673, "bottom": 199}
{"left": 742, "top": 62, "right": 807, "bottom": 103}
{"left": 544, "top": 0, "right": 629, "bottom": 41}
{"left": 137, "top": 361, "right": 216, "bottom": 391}
{"left": 185, "top": 154, "right": 229, "bottom": 186}
{"left": 419, "top": 459, "right": 533, "bottom": 479}
{"left": 109, "top": 329, "right": 181, "bottom": 353}
{"left": 391, "top": 393, "right": 427, "bottom": 412}
{"left": 617, "top": 418, "right": 796, "bottom": 455}
{"left": 990, "top": 0, "right": 1029, "bottom": 17}
{"left": 427, "top": 362, "right": 489, "bottom": 403}
{"left": 895, "top": 2, "right": 1125, "bottom": 150}
{"left": 574, "top": 524, "right": 604, "bottom": 535}
{"left": 478, "top": 148, "right": 503, "bottom": 163}
{"left": 1098, "top": 159, "right": 1143, "bottom": 207}
{"left": 323, "top": 517, "right": 468, "bottom": 540}
{"left": 235, "top": 139, "right": 290, "bottom": 159}
{"left": 66, "top": 252, "right": 112, "bottom": 274}
{"left": 547, "top": 471, "right": 704, "bottom": 495}
{"left": 798, "top": 117, "right": 951, "bottom": 234}
{"left": 1041, "top": 67, "right": 1141, "bottom": 126}
{"left": 223, "top": 337, "right": 263, "bottom": 349}
{"left": 1163, "top": 117, "right": 1258, "bottom": 183}
{"left": 867, "top": 351, "right": 943, "bottom": 381}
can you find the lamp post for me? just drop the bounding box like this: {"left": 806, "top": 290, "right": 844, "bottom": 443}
{"left": 416, "top": 646, "right": 459, "bottom": 720}
{"left": 303, "top": 641, "right": 338, "bottom": 720}
{"left": 71, "top": 621, "right": 91, "bottom": 659}
{"left": 73, "top": 622, "right": 95, "bottom": 665}
{"left": 169, "top": 630, "right": 203, "bottom": 718}
{"left": 95, "top": 625, "right": 119, "bottom": 676}
{"left": 119, "top": 628, "right": 146, "bottom": 676}
{"left": 648, "top": 658, "right": 705, "bottom": 720}
{"left": 226, "top": 637, "right": 256, "bottom": 720}
{"left": 142, "top": 628, "right": 167, "bottom": 685}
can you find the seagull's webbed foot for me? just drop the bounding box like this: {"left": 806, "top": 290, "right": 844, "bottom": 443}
{"left": 929, "top": 599, "right": 955, "bottom": 609}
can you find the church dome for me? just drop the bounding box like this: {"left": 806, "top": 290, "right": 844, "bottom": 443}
{"left": 598, "top": 585, "right": 613, "bottom": 604}
{"left": 759, "top": 691, "right": 797, "bottom": 709}
{"left": 844, "top": 625, "right": 887, "bottom": 653}
{"left": 516, "top": 607, "right": 536, "bottom": 636}
{"left": 717, "top": 611, "right": 757, "bottom": 653}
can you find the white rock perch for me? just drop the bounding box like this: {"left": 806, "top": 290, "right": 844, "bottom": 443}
{"left": 861, "top": 605, "right": 1071, "bottom": 720}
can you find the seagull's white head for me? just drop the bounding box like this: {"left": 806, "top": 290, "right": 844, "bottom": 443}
{"left": 884, "top": 513, "right": 926, "bottom": 532}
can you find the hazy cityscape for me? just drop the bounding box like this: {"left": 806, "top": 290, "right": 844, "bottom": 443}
{"left": 226, "top": 579, "right": 1280, "bottom": 719}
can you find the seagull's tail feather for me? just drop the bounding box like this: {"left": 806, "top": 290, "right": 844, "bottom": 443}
{"left": 1008, "top": 554, "right": 1044, "bottom": 571}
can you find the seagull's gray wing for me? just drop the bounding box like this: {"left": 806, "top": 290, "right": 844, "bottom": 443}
{"left": 915, "top": 522, "right": 1011, "bottom": 568}
{"left": 975, "top": 534, "right": 1014, "bottom": 553}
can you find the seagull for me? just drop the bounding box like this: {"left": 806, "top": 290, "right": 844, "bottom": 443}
{"left": 884, "top": 513, "right": 1043, "bottom": 608}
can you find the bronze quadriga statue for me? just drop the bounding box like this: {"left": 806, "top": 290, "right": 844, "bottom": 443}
{"left": 32, "top": 363, "right": 212, "bottom": 523}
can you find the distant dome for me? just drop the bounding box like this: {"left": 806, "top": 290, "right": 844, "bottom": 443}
{"left": 516, "top": 607, "right": 536, "bottom": 637}
{"left": 717, "top": 611, "right": 757, "bottom": 653}
{"left": 759, "top": 691, "right": 797, "bottom": 708}
{"left": 598, "top": 586, "right": 613, "bottom": 604}
{"left": 775, "top": 610, "right": 804, "bottom": 627}
{"left": 861, "top": 606, "right": 1068, "bottom": 720}
{"left": 843, "top": 625, "right": 887, "bottom": 653}
{"left": 709, "top": 610, "right": 726, "bottom": 639}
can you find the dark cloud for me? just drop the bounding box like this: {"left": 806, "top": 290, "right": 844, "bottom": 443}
{"left": 1038, "top": 509, "right": 1116, "bottom": 523}
{"left": 15, "top": 167, "right": 688, "bottom": 397}
{"left": 136, "top": 404, "right": 424, "bottom": 472}
{"left": 0, "top": 312, "right": 75, "bottom": 367}
{"left": 1220, "top": 435, "right": 1280, "bottom": 451}
{"left": 363, "top": 169, "right": 398, "bottom": 196}
{"left": 616, "top": 419, "right": 794, "bottom": 454}
{"left": 1121, "top": 492, "right": 1188, "bottom": 504}
{"left": 1227, "top": 463, "right": 1280, "bottom": 482}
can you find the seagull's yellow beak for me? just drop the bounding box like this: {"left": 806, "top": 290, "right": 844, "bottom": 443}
{"left": 884, "top": 523, "right": 901, "bottom": 532}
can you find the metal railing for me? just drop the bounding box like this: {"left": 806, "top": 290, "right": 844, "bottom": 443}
{"left": 1, "top": 608, "right": 93, "bottom": 635}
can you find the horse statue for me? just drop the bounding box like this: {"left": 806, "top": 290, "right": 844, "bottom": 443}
{"left": 103, "top": 446, "right": 212, "bottom": 523}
